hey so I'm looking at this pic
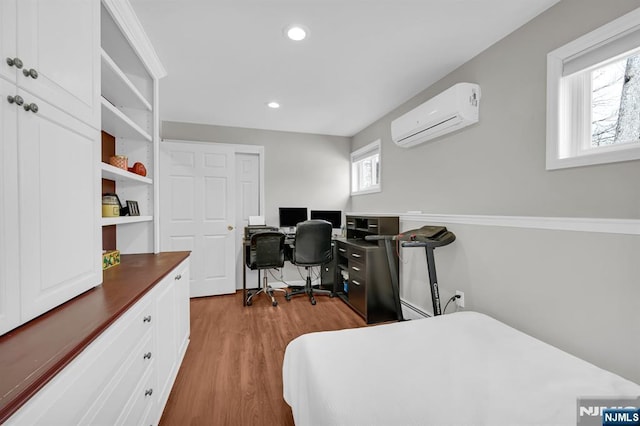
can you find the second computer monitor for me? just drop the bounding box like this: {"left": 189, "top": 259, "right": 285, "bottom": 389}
{"left": 278, "top": 207, "right": 308, "bottom": 228}
{"left": 310, "top": 210, "right": 342, "bottom": 229}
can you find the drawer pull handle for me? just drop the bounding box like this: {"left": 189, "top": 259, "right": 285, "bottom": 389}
{"left": 143, "top": 315, "right": 152, "bottom": 323}
{"left": 368, "top": 224, "right": 378, "bottom": 228}
{"left": 351, "top": 253, "right": 361, "bottom": 258}
{"left": 338, "top": 248, "right": 346, "bottom": 253}
{"left": 143, "top": 352, "right": 152, "bottom": 360}
{"left": 351, "top": 266, "right": 361, "bottom": 272}
{"left": 347, "top": 222, "right": 354, "bottom": 226}
{"left": 175, "top": 274, "right": 182, "bottom": 280}
{"left": 352, "top": 280, "right": 361, "bottom": 286}
{"left": 144, "top": 388, "right": 153, "bottom": 397}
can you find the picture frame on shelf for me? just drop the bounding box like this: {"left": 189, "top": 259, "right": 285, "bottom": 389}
{"left": 126, "top": 200, "right": 140, "bottom": 216}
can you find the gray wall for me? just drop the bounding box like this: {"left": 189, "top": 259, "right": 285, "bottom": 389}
{"left": 351, "top": 0, "right": 640, "bottom": 219}
{"left": 162, "top": 121, "right": 352, "bottom": 226}
{"left": 351, "top": 0, "right": 640, "bottom": 384}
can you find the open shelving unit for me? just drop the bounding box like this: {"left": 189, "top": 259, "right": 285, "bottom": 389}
{"left": 101, "top": 162, "right": 152, "bottom": 184}
{"left": 100, "top": 0, "right": 166, "bottom": 255}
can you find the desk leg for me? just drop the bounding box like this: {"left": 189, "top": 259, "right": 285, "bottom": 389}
{"left": 243, "top": 244, "right": 247, "bottom": 306}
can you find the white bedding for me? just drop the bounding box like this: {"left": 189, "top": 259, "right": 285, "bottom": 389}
{"left": 282, "top": 312, "right": 640, "bottom": 426}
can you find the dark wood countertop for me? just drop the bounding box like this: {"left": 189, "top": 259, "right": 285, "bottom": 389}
{"left": 0, "top": 251, "right": 190, "bottom": 423}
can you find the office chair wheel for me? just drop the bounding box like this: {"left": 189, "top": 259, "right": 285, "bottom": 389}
{"left": 285, "top": 293, "right": 291, "bottom": 301}
{"left": 311, "top": 297, "right": 316, "bottom": 305}
{"left": 272, "top": 300, "right": 278, "bottom": 307}
{"left": 329, "top": 293, "right": 335, "bottom": 298}
{"left": 247, "top": 299, "right": 253, "bottom": 306}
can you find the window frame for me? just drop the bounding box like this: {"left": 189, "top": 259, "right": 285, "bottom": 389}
{"left": 546, "top": 8, "right": 640, "bottom": 170}
{"left": 350, "top": 139, "right": 381, "bottom": 195}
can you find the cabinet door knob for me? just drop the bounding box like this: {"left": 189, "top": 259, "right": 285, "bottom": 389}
{"left": 144, "top": 388, "right": 153, "bottom": 397}
{"left": 7, "top": 95, "right": 24, "bottom": 106}
{"left": 143, "top": 315, "right": 152, "bottom": 323}
{"left": 23, "top": 103, "right": 38, "bottom": 113}
{"left": 22, "top": 68, "right": 38, "bottom": 79}
{"left": 6, "top": 57, "right": 23, "bottom": 69}
{"left": 175, "top": 274, "right": 182, "bottom": 280}
{"left": 143, "top": 352, "right": 152, "bottom": 360}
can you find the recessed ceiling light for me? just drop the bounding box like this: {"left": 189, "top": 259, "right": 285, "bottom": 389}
{"left": 285, "top": 25, "right": 308, "bottom": 41}
{"left": 267, "top": 101, "right": 280, "bottom": 109}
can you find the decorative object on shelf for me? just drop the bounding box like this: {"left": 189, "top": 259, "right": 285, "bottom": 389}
{"left": 109, "top": 155, "right": 128, "bottom": 170}
{"left": 102, "top": 249, "right": 120, "bottom": 270}
{"left": 126, "top": 200, "right": 140, "bottom": 216}
{"left": 128, "top": 161, "right": 147, "bottom": 177}
{"left": 102, "top": 193, "right": 122, "bottom": 217}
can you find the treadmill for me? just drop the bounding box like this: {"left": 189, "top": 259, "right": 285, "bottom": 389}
{"left": 365, "top": 225, "right": 456, "bottom": 320}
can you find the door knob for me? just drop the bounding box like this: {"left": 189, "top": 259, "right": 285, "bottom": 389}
{"left": 23, "top": 103, "right": 38, "bottom": 113}
{"left": 7, "top": 95, "right": 24, "bottom": 106}
{"left": 227, "top": 225, "right": 234, "bottom": 231}
{"left": 22, "top": 68, "right": 38, "bottom": 79}
{"left": 6, "top": 57, "right": 23, "bottom": 69}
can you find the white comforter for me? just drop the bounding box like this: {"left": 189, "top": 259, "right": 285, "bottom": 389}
{"left": 282, "top": 312, "right": 640, "bottom": 426}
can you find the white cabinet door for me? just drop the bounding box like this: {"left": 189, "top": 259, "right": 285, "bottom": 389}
{"left": 155, "top": 275, "right": 177, "bottom": 409}
{"left": 176, "top": 259, "right": 191, "bottom": 356}
{"left": 16, "top": 0, "right": 100, "bottom": 128}
{"left": 0, "top": 79, "right": 20, "bottom": 335}
{"left": 17, "top": 90, "right": 101, "bottom": 323}
{"left": 0, "top": 0, "right": 17, "bottom": 84}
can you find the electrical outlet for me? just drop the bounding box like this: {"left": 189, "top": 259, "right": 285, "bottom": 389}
{"left": 455, "top": 290, "right": 465, "bottom": 308}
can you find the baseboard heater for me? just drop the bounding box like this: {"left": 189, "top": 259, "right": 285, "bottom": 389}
{"left": 401, "top": 299, "right": 431, "bottom": 319}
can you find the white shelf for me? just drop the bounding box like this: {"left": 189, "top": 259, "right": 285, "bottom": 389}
{"left": 102, "top": 215, "right": 153, "bottom": 226}
{"left": 101, "top": 97, "right": 152, "bottom": 142}
{"left": 101, "top": 48, "right": 152, "bottom": 112}
{"left": 101, "top": 162, "right": 152, "bottom": 184}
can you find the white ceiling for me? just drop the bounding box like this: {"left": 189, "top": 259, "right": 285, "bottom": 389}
{"left": 130, "top": 0, "right": 560, "bottom": 137}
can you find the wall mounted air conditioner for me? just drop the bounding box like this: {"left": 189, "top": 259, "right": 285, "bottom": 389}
{"left": 391, "top": 82, "right": 481, "bottom": 148}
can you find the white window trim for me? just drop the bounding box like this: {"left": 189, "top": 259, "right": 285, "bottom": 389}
{"left": 351, "top": 139, "right": 381, "bottom": 195}
{"left": 546, "top": 7, "right": 640, "bottom": 170}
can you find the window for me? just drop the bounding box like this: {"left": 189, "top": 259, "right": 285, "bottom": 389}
{"left": 351, "top": 140, "right": 380, "bottom": 195}
{"left": 547, "top": 8, "right": 640, "bottom": 170}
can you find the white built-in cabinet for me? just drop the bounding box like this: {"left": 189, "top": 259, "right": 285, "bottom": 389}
{"left": 6, "top": 259, "right": 191, "bottom": 426}
{"left": 0, "top": 0, "right": 102, "bottom": 335}
{"left": 101, "top": 0, "right": 166, "bottom": 254}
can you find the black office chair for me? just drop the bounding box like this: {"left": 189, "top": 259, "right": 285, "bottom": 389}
{"left": 246, "top": 231, "right": 287, "bottom": 307}
{"left": 286, "top": 220, "right": 333, "bottom": 305}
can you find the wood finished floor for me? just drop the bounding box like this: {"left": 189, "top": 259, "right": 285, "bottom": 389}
{"left": 159, "top": 290, "right": 366, "bottom": 426}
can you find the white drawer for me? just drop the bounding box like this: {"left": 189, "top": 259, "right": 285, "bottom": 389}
{"left": 81, "top": 329, "right": 155, "bottom": 425}
{"left": 6, "top": 288, "right": 156, "bottom": 425}
{"left": 118, "top": 364, "right": 156, "bottom": 426}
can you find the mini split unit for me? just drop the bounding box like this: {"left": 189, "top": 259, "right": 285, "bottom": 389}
{"left": 391, "top": 82, "right": 481, "bottom": 148}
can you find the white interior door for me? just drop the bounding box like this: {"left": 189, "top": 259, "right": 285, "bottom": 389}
{"left": 160, "top": 141, "right": 236, "bottom": 297}
{"left": 235, "top": 153, "right": 261, "bottom": 290}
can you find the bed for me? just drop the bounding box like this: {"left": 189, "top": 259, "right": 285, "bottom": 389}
{"left": 282, "top": 312, "right": 640, "bottom": 426}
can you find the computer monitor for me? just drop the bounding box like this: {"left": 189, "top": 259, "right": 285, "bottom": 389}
{"left": 310, "top": 210, "right": 342, "bottom": 229}
{"left": 278, "top": 207, "right": 308, "bottom": 228}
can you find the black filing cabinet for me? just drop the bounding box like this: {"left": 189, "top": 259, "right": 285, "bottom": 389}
{"left": 333, "top": 215, "right": 400, "bottom": 324}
